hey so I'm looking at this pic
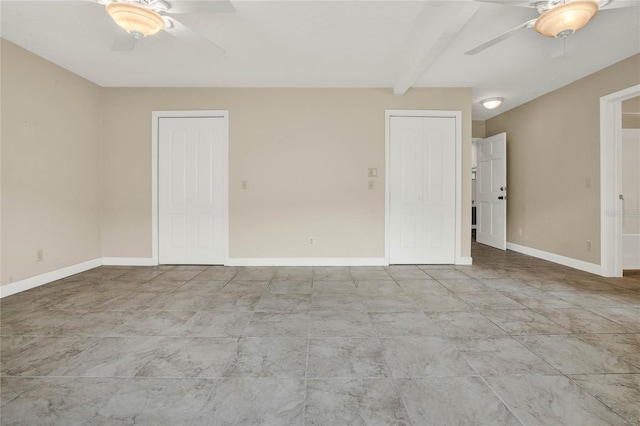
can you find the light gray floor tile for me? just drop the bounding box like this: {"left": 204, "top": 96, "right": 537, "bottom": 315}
{"left": 1, "top": 336, "right": 99, "bottom": 377}
{"left": 0, "top": 377, "right": 125, "bottom": 426}
{"left": 201, "top": 291, "right": 263, "bottom": 311}
{"left": 534, "top": 307, "right": 633, "bottom": 333}
{"left": 398, "top": 376, "right": 520, "bottom": 425}
{"left": 178, "top": 311, "right": 251, "bottom": 337}
{"left": 380, "top": 336, "right": 475, "bottom": 377}
{"left": 136, "top": 338, "right": 237, "bottom": 378}
{"left": 273, "top": 268, "right": 314, "bottom": 281}
{"left": 223, "top": 337, "right": 307, "bottom": 378}
{"left": 369, "top": 311, "right": 445, "bottom": 336}
{"left": 456, "top": 291, "right": 526, "bottom": 310}
{"left": 243, "top": 312, "right": 309, "bottom": 337}
{"left": 309, "top": 310, "right": 375, "bottom": 337}
{"left": 569, "top": 374, "right": 640, "bottom": 424}
{"left": 113, "top": 310, "right": 196, "bottom": 336}
{"left": 307, "top": 338, "right": 390, "bottom": 378}
{"left": 268, "top": 280, "right": 313, "bottom": 294}
{"left": 312, "top": 280, "right": 357, "bottom": 294}
{"left": 486, "top": 375, "right": 627, "bottom": 426}
{"left": 516, "top": 335, "right": 640, "bottom": 374}
{"left": 355, "top": 280, "right": 402, "bottom": 295}
{"left": 312, "top": 269, "right": 353, "bottom": 281}
{"left": 427, "top": 311, "right": 507, "bottom": 337}
{"left": 233, "top": 268, "right": 276, "bottom": 281}
{"left": 588, "top": 307, "right": 640, "bottom": 331}
{"left": 350, "top": 270, "right": 393, "bottom": 281}
{"left": 255, "top": 293, "right": 312, "bottom": 311}
{"left": 222, "top": 280, "right": 271, "bottom": 294}
{"left": 437, "top": 278, "right": 491, "bottom": 292}
{"left": 425, "top": 269, "right": 473, "bottom": 280}
{"left": 480, "top": 309, "right": 572, "bottom": 335}
{"left": 411, "top": 291, "right": 471, "bottom": 312}
{"left": 305, "top": 378, "right": 411, "bottom": 426}
{"left": 200, "top": 378, "right": 305, "bottom": 425}
{"left": 50, "top": 337, "right": 163, "bottom": 377}
{"left": 311, "top": 293, "right": 366, "bottom": 311}
{"left": 396, "top": 279, "right": 450, "bottom": 295}
{"left": 577, "top": 333, "right": 640, "bottom": 368}
{"left": 361, "top": 294, "right": 419, "bottom": 312}
{"left": 90, "top": 378, "right": 214, "bottom": 425}
{"left": 451, "top": 335, "right": 559, "bottom": 376}
{"left": 387, "top": 269, "right": 431, "bottom": 280}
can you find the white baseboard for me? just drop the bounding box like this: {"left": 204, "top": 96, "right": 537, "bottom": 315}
{"left": 226, "top": 257, "right": 387, "bottom": 267}
{"left": 506, "top": 242, "right": 602, "bottom": 275}
{"left": 102, "top": 257, "right": 156, "bottom": 266}
{"left": 0, "top": 258, "right": 102, "bottom": 298}
{"left": 456, "top": 257, "right": 473, "bottom": 266}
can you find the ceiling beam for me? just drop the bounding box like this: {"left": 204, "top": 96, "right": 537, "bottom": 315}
{"left": 393, "top": 4, "right": 482, "bottom": 95}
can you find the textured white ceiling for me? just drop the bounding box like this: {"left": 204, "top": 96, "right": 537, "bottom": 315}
{"left": 1, "top": 0, "right": 639, "bottom": 120}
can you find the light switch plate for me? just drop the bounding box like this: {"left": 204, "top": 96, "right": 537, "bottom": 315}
{"left": 368, "top": 168, "right": 378, "bottom": 178}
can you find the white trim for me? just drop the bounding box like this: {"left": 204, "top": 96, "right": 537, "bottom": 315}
{"left": 102, "top": 257, "right": 156, "bottom": 266}
{"left": 457, "top": 257, "right": 473, "bottom": 266}
{"left": 600, "top": 85, "right": 640, "bottom": 277}
{"left": 506, "top": 242, "right": 601, "bottom": 275}
{"left": 384, "top": 110, "right": 466, "bottom": 265}
{"left": 0, "top": 258, "right": 102, "bottom": 298}
{"left": 227, "top": 257, "right": 387, "bottom": 267}
{"left": 151, "top": 110, "right": 230, "bottom": 266}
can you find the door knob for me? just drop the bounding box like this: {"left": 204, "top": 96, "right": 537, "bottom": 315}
{"left": 498, "top": 196, "right": 505, "bottom": 200}
{"left": 500, "top": 186, "right": 506, "bottom": 191}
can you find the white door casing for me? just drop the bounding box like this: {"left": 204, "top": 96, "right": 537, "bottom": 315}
{"left": 389, "top": 115, "right": 456, "bottom": 264}
{"left": 157, "top": 115, "right": 227, "bottom": 264}
{"left": 476, "top": 132, "right": 507, "bottom": 250}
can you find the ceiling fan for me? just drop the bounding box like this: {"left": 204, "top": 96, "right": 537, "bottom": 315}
{"left": 465, "top": 0, "right": 638, "bottom": 55}
{"left": 94, "top": 0, "right": 234, "bottom": 52}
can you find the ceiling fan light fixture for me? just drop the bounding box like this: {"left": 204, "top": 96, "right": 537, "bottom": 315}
{"left": 105, "top": 2, "right": 165, "bottom": 39}
{"left": 533, "top": 0, "right": 599, "bottom": 38}
{"left": 481, "top": 98, "right": 504, "bottom": 110}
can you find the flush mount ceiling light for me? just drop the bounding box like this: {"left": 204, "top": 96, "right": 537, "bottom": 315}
{"left": 481, "top": 98, "right": 504, "bottom": 110}
{"left": 534, "top": 0, "right": 599, "bottom": 38}
{"left": 105, "top": 2, "right": 166, "bottom": 39}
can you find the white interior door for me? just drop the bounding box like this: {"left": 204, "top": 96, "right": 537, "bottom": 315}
{"left": 159, "top": 117, "right": 225, "bottom": 264}
{"left": 389, "top": 116, "right": 456, "bottom": 264}
{"left": 476, "top": 132, "right": 507, "bottom": 250}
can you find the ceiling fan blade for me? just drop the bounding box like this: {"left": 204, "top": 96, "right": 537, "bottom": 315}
{"left": 465, "top": 18, "right": 537, "bottom": 55}
{"left": 600, "top": 0, "right": 640, "bottom": 9}
{"left": 165, "top": 17, "right": 225, "bottom": 54}
{"left": 166, "top": 0, "right": 235, "bottom": 14}
{"left": 112, "top": 33, "right": 137, "bottom": 51}
{"left": 474, "top": 0, "right": 537, "bottom": 8}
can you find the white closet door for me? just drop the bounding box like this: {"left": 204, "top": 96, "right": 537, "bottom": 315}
{"left": 159, "top": 117, "right": 225, "bottom": 264}
{"left": 390, "top": 116, "right": 456, "bottom": 264}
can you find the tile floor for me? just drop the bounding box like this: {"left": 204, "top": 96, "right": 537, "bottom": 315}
{"left": 1, "top": 243, "right": 639, "bottom": 425}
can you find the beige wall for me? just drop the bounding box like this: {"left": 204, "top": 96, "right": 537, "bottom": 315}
{"left": 1, "top": 39, "right": 103, "bottom": 285}
{"left": 472, "top": 120, "right": 486, "bottom": 139}
{"left": 101, "top": 88, "right": 473, "bottom": 259}
{"left": 622, "top": 96, "right": 640, "bottom": 129}
{"left": 486, "top": 54, "right": 640, "bottom": 264}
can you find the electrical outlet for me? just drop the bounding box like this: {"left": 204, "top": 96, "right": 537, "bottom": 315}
{"left": 586, "top": 240, "right": 592, "bottom": 251}
{"left": 517, "top": 227, "right": 523, "bottom": 236}
{"left": 36, "top": 249, "right": 43, "bottom": 262}
{"left": 309, "top": 237, "right": 315, "bottom": 245}
{"left": 368, "top": 181, "right": 374, "bottom": 190}
{"left": 585, "top": 177, "right": 591, "bottom": 188}
{"left": 241, "top": 181, "right": 248, "bottom": 190}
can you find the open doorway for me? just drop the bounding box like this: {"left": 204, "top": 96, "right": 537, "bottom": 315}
{"left": 600, "top": 84, "right": 640, "bottom": 277}
{"left": 621, "top": 96, "right": 640, "bottom": 276}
